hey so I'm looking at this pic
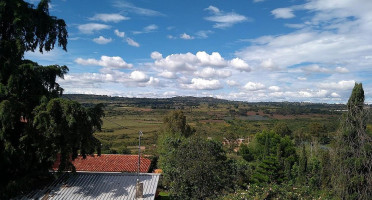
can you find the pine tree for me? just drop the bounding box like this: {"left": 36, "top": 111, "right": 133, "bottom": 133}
{"left": 333, "top": 83, "right": 372, "bottom": 199}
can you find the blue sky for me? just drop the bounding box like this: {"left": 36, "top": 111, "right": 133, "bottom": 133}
{"left": 25, "top": 0, "right": 372, "bottom": 103}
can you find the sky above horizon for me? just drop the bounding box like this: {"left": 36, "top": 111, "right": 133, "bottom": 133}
{"left": 25, "top": 0, "right": 372, "bottom": 103}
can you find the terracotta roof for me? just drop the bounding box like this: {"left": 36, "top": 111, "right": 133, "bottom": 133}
{"left": 52, "top": 154, "right": 151, "bottom": 173}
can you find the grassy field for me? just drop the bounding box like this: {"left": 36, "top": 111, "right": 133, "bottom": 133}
{"left": 61, "top": 95, "right": 345, "bottom": 155}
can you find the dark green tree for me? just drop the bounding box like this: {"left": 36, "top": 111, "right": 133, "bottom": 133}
{"left": 273, "top": 122, "right": 292, "bottom": 137}
{"left": 0, "top": 0, "right": 103, "bottom": 198}
{"left": 162, "top": 110, "right": 195, "bottom": 137}
{"left": 163, "top": 137, "right": 234, "bottom": 200}
{"left": 333, "top": 83, "right": 372, "bottom": 199}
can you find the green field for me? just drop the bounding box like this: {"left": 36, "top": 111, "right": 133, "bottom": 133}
{"left": 64, "top": 94, "right": 346, "bottom": 155}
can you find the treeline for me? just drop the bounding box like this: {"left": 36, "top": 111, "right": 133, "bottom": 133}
{"left": 157, "top": 84, "right": 372, "bottom": 200}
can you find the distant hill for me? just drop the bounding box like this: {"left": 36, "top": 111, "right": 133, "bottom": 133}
{"left": 62, "top": 94, "right": 347, "bottom": 115}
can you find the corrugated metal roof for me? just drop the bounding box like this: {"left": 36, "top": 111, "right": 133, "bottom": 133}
{"left": 52, "top": 154, "right": 152, "bottom": 173}
{"left": 17, "top": 172, "right": 160, "bottom": 200}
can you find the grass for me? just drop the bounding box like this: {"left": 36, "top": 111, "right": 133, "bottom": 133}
{"left": 66, "top": 95, "right": 345, "bottom": 155}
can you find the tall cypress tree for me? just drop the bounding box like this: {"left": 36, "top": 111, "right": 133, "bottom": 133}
{"left": 333, "top": 83, "right": 372, "bottom": 199}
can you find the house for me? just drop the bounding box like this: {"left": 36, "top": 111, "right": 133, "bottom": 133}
{"left": 52, "top": 154, "right": 152, "bottom": 173}
{"left": 18, "top": 155, "right": 160, "bottom": 199}
{"left": 18, "top": 172, "right": 160, "bottom": 200}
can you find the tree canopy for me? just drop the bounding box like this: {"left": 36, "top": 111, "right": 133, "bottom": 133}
{"left": 333, "top": 83, "right": 372, "bottom": 199}
{"left": 0, "top": 0, "right": 103, "bottom": 198}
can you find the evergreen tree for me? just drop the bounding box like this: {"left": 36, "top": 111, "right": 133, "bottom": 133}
{"left": 333, "top": 83, "right": 372, "bottom": 199}
{"left": 0, "top": 1, "right": 104, "bottom": 198}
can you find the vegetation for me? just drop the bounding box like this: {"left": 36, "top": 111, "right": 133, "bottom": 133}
{"left": 1, "top": 1, "right": 371, "bottom": 199}
{"left": 0, "top": 0, "right": 103, "bottom": 198}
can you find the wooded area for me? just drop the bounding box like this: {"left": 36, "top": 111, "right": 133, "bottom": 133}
{"left": 1, "top": 1, "right": 372, "bottom": 199}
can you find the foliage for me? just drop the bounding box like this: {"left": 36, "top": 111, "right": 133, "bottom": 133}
{"left": 332, "top": 83, "right": 372, "bottom": 199}
{"left": 162, "top": 110, "right": 195, "bottom": 137}
{"left": 0, "top": 0, "right": 103, "bottom": 198}
{"left": 218, "top": 183, "right": 334, "bottom": 200}
{"left": 273, "top": 122, "right": 292, "bottom": 137}
{"left": 162, "top": 137, "right": 234, "bottom": 200}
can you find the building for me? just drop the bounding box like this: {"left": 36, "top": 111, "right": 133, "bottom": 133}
{"left": 52, "top": 154, "right": 152, "bottom": 173}
{"left": 18, "top": 172, "right": 160, "bottom": 200}
{"left": 18, "top": 155, "right": 160, "bottom": 199}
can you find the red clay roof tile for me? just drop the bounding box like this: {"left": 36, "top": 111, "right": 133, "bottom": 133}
{"left": 53, "top": 154, "right": 151, "bottom": 173}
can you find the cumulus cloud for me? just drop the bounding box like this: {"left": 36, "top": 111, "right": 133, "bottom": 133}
{"left": 229, "top": 58, "right": 251, "bottom": 72}
{"left": 243, "top": 82, "right": 265, "bottom": 91}
{"left": 182, "top": 78, "right": 222, "bottom": 90}
{"left": 90, "top": 13, "right": 129, "bottom": 23}
{"left": 260, "top": 59, "right": 279, "bottom": 71}
{"left": 114, "top": 29, "right": 125, "bottom": 38}
{"left": 93, "top": 36, "right": 112, "bottom": 44}
{"left": 130, "top": 71, "right": 149, "bottom": 82}
{"left": 151, "top": 51, "right": 163, "bottom": 60}
{"left": 180, "top": 33, "right": 194, "bottom": 40}
{"left": 271, "top": 8, "right": 295, "bottom": 19}
{"left": 269, "top": 86, "right": 280, "bottom": 91}
{"left": 301, "top": 64, "right": 330, "bottom": 73}
{"left": 226, "top": 80, "right": 239, "bottom": 86}
{"left": 158, "top": 71, "right": 177, "bottom": 79}
{"left": 204, "top": 5, "right": 249, "bottom": 28}
{"left": 194, "top": 67, "right": 232, "bottom": 78}
{"left": 318, "top": 80, "right": 355, "bottom": 90}
{"left": 75, "top": 56, "right": 133, "bottom": 69}
{"left": 126, "top": 38, "right": 140, "bottom": 47}
{"left": 153, "top": 51, "right": 230, "bottom": 72}
{"left": 78, "top": 23, "right": 111, "bottom": 34}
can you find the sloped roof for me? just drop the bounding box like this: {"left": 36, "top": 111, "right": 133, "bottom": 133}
{"left": 18, "top": 172, "right": 160, "bottom": 200}
{"left": 53, "top": 154, "right": 151, "bottom": 173}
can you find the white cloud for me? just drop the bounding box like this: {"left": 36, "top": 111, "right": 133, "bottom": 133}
{"left": 130, "top": 71, "right": 149, "bottom": 82}
{"left": 180, "top": 33, "right": 194, "bottom": 40}
{"left": 196, "top": 51, "right": 227, "bottom": 67}
{"left": 182, "top": 78, "right": 222, "bottom": 90}
{"left": 144, "top": 24, "right": 158, "bottom": 32}
{"left": 243, "top": 82, "right": 265, "bottom": 91}
{"left": 271, "top": 8, "right": 295, "bottom": 19}
{"left": 93, "top": 36, "right": 112, "bottom": 44}
{"left": 318, "top": 80, "right": 355, "bottom": 90}
{"left": 260, "top": 59, "right": 279, "bottom": 71}
{"left": 298, "top": 77, "right": 307, "bottom": 81}
{"left": 335, "top": 67, "right": 349, "bottom": 73}
{"left": 301, "top": 64, "right": 330, "bottom": 73}
{"left": 331, "top": 92, "right": 341, "bottom": 98}
{"left": 269, "top": 86, "right": 280, "bottom": 91}
{"left": 153, "top": 51, "right": 231, "bottom": 72}
{"left": 75, "top": 56, "right": 133, "bottom": 69}
{"left": 133, "top": 24, "right": 158, "bottom": 34}
{"left": 78, "top": 23, "right": 110, "bottom": 34}
{"left": 114, "top": 29, "right": 125, "bottom": 38}
{"left": 229, "top": 58, "right": 251, "bottom": 72}
{"left": 113, "top": 2, "right": 164, "bottom": 16}
{"left": 204, "top": 5, "right": 249, "bottom": 28}
{"left": 90, "top": 13, "right": 129, "bottom": 23}
{"left": 195, "top": 30, "right": 214, "bottom": 39}
{"left": 194, "top": 67, "right": 232, "bottom": 78}
{"left": 205, "top": 5, "right": 220, "bottom": 14}
{"left": 126, "top": 38, "right": 140, "bottom": 47}
{"left": 151, "top": 51, "right": 163, "bottom": 60}
{"left": 226, "top": 80, "right": 239, "bottom": 86}
{"left": 158, "top": 71, "right": 177, "bottom": 79}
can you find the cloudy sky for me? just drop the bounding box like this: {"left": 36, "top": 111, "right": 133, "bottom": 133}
{"left": 25, "top": 0, "right": 372, "bottom": 103}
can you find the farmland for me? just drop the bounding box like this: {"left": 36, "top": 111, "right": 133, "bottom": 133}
{"left": 64, "top": 94, "right": 347, "bottom": 155}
